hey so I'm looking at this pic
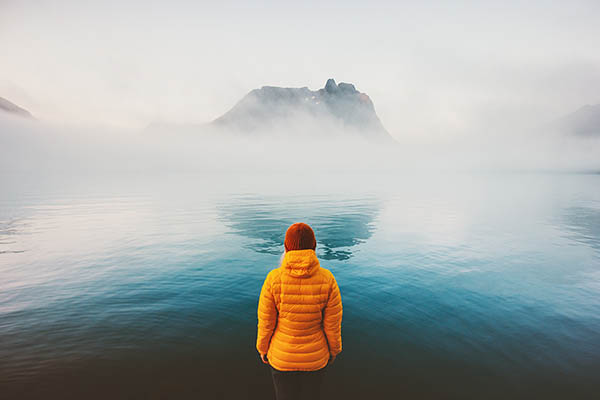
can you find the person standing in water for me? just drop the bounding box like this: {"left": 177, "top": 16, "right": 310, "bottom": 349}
{"left": 256, "top": 222, "right": 343, "bottom": 400}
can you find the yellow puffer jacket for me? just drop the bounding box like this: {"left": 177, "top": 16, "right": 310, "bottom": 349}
{"left": 256, "top": 249, "right": 343, "bottom": 371}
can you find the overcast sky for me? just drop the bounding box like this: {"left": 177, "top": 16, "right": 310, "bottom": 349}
{"left": 1, "top": 0, "right": 599, "bottom": 138}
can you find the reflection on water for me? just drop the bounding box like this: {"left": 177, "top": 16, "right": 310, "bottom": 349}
{"left": 218, "top": 195, "right": 379, "bottom": 260}
{"left": 562, "top": 205, "right": 600, "bottom": 253}
{"left": 0, "top": 218, "right": 25, "bottom": 252}
{"left": 0, "top": 221, "right": 26, "bottom": 254}
{"left": 1, "top": 173, "right": 600, "bottom": 399}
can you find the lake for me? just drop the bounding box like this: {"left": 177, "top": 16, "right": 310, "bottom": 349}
{"left": 1, "top": 172, "right": 599, "bottom": 399}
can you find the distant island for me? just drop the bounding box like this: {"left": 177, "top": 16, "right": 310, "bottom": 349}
{"left": 555, "top": 104, "right": 600, "bottom": 137}
{"left": 0, "top": 97, "right": 34, "bottom": 119}
{"left": 210, "top": 78, "right": 394, "bottom": 142}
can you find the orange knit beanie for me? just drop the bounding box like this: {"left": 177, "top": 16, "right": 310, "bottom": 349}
{"left": 284, "top": 223, "right": 317, "bottom": 251}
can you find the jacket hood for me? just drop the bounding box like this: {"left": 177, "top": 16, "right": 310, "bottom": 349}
{"left": 281, "top": 249, "right": 320, "bottom": 278}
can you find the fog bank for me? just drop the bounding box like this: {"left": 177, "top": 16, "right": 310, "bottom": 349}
{"left": 1, "top": 115, "right": 599, "bottom": 177}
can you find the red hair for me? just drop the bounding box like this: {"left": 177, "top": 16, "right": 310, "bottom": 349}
{"left": 284, "top": 223, "right": 317, "bottom": 251}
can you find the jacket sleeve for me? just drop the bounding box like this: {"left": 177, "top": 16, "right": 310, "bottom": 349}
{"left": 323, "top": 275, "right": 343, "bottom": 356}
{"left": 256, "top": 272, "right": 278, "bottom": 354}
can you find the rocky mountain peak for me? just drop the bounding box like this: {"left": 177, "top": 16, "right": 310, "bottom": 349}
{"left": 212, "top": 79, "right": 393, "bottom": 142}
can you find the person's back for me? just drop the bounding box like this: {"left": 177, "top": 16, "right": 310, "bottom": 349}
{"left": 256, "top": 223, "right": 343, "bottom": 399}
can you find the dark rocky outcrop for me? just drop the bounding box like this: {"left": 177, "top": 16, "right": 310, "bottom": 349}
{"left": 212, "top": 79, "right": 393, "bottom": 142}
{"left": 0, "top": 97, "right": 34, "bottom": 119}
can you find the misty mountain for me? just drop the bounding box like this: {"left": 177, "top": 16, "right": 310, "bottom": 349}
{"left": 555, "top": 104, "right": 600, "bottom": 137}
{"left": 0, "top": 97, "right": 34, "bottom": 119}
{"left": 211, "top": 79, "right": 394, "bottom": 142}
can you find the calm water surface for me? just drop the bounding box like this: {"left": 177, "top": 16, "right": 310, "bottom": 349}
{"left": 1, "top": 173, "right": 599, "bottom": 399}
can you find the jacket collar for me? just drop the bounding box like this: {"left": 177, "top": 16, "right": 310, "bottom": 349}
{"left": 281, "top": 249, "right": 320, "bottom": 278}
